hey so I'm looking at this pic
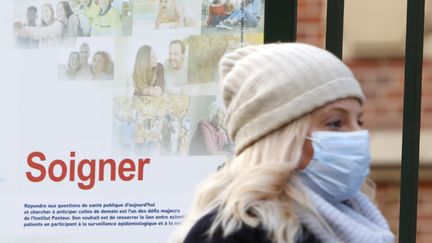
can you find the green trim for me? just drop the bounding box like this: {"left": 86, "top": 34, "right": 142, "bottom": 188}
{"left": 264, "top": 0, "right": 297, "bottom": 43}
{"left": 399, "top": 0, "right": 425, "bottom": 242}
{"left": 325, "top": 0, "right": 344, "bottom": 58}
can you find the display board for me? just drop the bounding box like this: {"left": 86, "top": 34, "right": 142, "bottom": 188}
{"left": 0, "top": 0, "right": 264, "bottom": 242}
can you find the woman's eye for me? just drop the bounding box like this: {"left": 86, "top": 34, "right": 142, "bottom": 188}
{"left": 326, "top": 119, "right": 342, "bottom": 129}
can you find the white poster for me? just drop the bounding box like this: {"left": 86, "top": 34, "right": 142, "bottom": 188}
{"left": 0, "top": 0, "right": 264, "bottom": 242}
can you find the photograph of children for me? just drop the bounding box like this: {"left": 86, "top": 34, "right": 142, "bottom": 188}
{"left": 201, "top": 0, "right": 264, "bottom": 35}
{"left": 188, "top": 97, "right": 233, "bottom": 156}
{"left": 133, "top": 0, "right": 201, "bottom": 36}
{"left": 57, "top": 38, "right": 115, "bottom": 80}
{"left": 112, "top": 95, "right": 191, "bottom": 156}
{"left": 13, "top": 0, "right": 133, "bottom": 49}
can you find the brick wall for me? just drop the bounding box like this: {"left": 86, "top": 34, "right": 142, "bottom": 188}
{"left": 296, "top": 0, "right": 432, "bottom": 242}
{"left": 297, "top": 0, "right": 432, "bottom": 129}
{"left": 376, "top": 182, "right": 432, "bottom": 243}
{"left": 349, "top": 58, "right": 432, "bottom": 128}
{"left": 297, "top": 0, "right": 325, "bottom": 47}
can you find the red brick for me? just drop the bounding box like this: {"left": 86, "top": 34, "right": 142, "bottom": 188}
{"left": 418, "top": 203, "right": 432, "bottom": 218}
{"left": 417, "top": 233, "right": 432, "bottom": 243}
{"left": 419, "top": 185, "right": 432, "bottom": 203}
{"left": 417, "top": 218, "right": 432, "bottom": 233}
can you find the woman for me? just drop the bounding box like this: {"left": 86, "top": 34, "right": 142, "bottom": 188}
{"left": 132, "top": 45, "right": 164, "bottom": 96}
{"left": 15, "top": 3, "right": 63, "bottom": 48}
{"left": 91, "top": 51, "right": 114, "bottom": 80}
{"left": 172, "top": 43, "right": 395, "bottom": 243}
{"left": 56, "top": 1, "right": 80, "bottom": 38}
{"left": 189, "top": 102, "right": 229, "bottom": 155}
{"left": 62, "top": 51, "right": 81, "bottom": 80}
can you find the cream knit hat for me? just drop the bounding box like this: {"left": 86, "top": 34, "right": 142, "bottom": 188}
{"left": 219, "top": 43, "right": 365, "bottom": 155}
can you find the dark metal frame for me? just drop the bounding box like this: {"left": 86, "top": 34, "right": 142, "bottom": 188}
{"left": 264, "top": 0, "right": 297, "bottom": 42}
{"left": 399, "top": 0, "right": 424, "bottom": 242}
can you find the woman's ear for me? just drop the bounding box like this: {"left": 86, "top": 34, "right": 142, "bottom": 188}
{"left": 297, "top": 136, "right": 313, "bottom": 170}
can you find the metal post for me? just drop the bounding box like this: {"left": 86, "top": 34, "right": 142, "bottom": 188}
{"left": 325, "top": 0, "right": 345, "bottom": 58}
{"left": 399, "top": 0, "right": 425, "bottom": 242}
{"left": 264, "top": 0, "right": 297, "bottom": 43}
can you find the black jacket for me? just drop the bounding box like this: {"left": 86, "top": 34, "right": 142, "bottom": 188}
{"left": 184, "top": 212, "right": 320, "bottom": 243}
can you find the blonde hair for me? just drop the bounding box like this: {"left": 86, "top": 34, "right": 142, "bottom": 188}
{"left": 171, "top": 114, "right": 332, "bottom": 243}
{"left": 133, "top": 45, "right": 157, "bottom": 92}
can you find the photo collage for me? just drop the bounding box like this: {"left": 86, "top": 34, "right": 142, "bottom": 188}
{"left": 12, "top": 0, "right": 265, "bottom": 156}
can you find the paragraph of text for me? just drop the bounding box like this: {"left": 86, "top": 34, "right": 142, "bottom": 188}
{"left": 23, "top": 202, "right": 184, "bottom": 228}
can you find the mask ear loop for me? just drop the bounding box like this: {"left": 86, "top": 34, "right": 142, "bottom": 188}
{"left": 305, "top": 135, "right": 322, "bottom": 149}
{"left": 305, "top": 136, "right": 320, "bottom": 143}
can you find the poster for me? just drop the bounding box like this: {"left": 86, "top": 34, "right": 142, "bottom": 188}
{"left": 0, "top": 0, "right": 264, "bottom": 242}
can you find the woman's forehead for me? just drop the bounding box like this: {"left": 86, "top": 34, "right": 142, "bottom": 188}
{"left": 313, "top": 98, "right": 363, "bottom": 116}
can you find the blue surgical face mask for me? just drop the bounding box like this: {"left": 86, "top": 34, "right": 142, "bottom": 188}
{"left": 299, "top": 130, "right": 371, "bottom": 202}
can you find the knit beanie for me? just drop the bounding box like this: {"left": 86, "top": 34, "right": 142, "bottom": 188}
{"left": 219, "top": 43, "right": 365, "bottom": 155}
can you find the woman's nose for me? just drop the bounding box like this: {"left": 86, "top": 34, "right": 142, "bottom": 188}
{"left": 347, "top": 119, "right": 362, "bottom": 131}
